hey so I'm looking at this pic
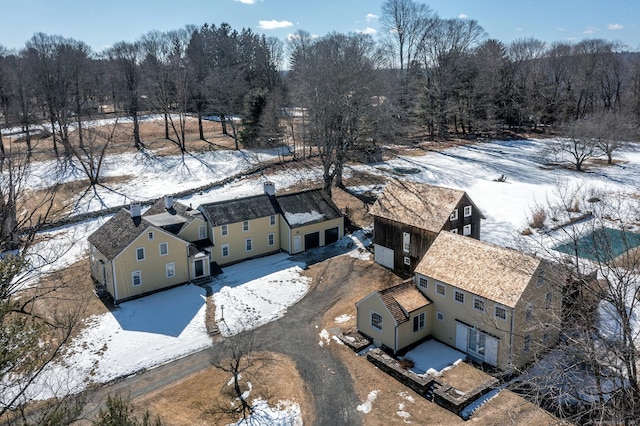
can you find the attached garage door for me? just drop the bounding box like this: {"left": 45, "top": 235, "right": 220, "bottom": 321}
{"left": 324, "top": 227, "right": 339, "bottom": 245}
{"left": 374, "top": 244, "right": 394, "bottom": 270}
{"left": 305, "top": 232, "right": 320, "bottom": 250}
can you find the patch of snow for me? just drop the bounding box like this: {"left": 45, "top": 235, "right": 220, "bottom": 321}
{"left": 460, "top": 386, "right": 504, "bottom": 420}
{"left": 405, "top": 340, "right": 465, "bottom": 375}
{"left": 356, "top": 390, "right": 379, "bottom": 414}
{"left": 319, "top": 329, "right": 330, "bottom": 347}
{"left": 331, "top": 335, "right": 344, "bottom": 345}
{"left": 398, "top": 391, "right": 415, "bottom": 403}
{"left": 232, "top": 398, "right": 302, "bottom": 426}
{"left": 284, "top": 210, "right": 324, "bottom": 225}
{"left": 334, "top": 314, "right": 352, "bottom": 324}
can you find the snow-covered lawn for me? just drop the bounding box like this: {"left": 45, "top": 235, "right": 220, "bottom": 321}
{"left": 12, "top": 137, "right": 640, "bottom": 421}
{"left": 404, "top": 340, "right": 465, "bottom": 375}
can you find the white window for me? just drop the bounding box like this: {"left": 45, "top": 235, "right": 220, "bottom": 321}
{"left": 545, "top": 291, "right": 553, "bottom": 309}
{"left": 436, "top": 311, "right": 444, "bottom": 321}
{"left": 537, "top": 270, "right": 545, "bottom": 287}
{"left": 242, "top": 220, "right": 249, "bottom": 232}
{"left": 524, "top": 333, "right": 532, "bottom": 353}
{"left": 451, "top": 228, "right": 458, "bottom": 234}
{"left": 132, "top": 270, "right": 142, "bottom": 286}
{"left": 525, "top": 302, "right": 533, "bottom": 322}
{"left": 268, "top": 233, "right": 275, "bottom": 246}
{"left": 245, "top": 238, "right": 253, "bottom": 252}
{"left": 474, "top": 297, "right": 485, "bottom": 312}
{"left": 418, "top": 276, "right": 428, "bottom": 289}
{"left": 221, "top": 224, "right": 228, "bottom": 236}
{"left": 198, "top": 225, "right": 207, "bottom": 239}
{"left": 464, "top": 205, "right": 472, "bottom": 217}
{"left": 159, "top": 242, "right": 168, "bottom": 256}
{"left": 413, "top": 312, "right": 425, "bottom": 332}
{"left": 148, "top": 231, "right": 154, "bottom": 240}
{"left": 222, "top": 243, "right": 229, "bottom": 257}
{"left": 166, "top": 262, "right": 175, "bottom": 278}
{"left": 454, "top": 290, "right": 465, "bottom": 304}
{"left": 436, "top": 283, "right": 446, "bottom": 296}
{"left": 402, "top": 232, "right": 410, "bottom": 253}
{"left": 495, "top": 305, "right": 507, "bottom": 320}
{"left": 270, "top": 215, "right": 276, "bottom": 226}
{"left": 371, "top": 311, "right": 383, "bottom": 331}
{"left": 463, "top": 224, "right": 472, "bottom": 236}
{"left": 136, "top": 247, "right": 145, "bottom": 261}
{"left": 450, "top": 209, "right": 458, "bottom": 221}
{"left": 404, "top": 256, "right": 410, "bottom": 266}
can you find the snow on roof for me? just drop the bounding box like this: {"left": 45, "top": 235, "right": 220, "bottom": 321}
{"left": 285, "top": 210, "right": 324, "bottom": 225}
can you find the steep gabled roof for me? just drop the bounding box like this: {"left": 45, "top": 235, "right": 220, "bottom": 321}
{"left": 369, "top": 180, "right": 484, "bottom": 232}
{"left": 88, "top": 209, "right": 150, "bottom": 260}
{"left": 198, "top": 194, "right": 277, "bottom": 226}
{"left": 414, "top": 232, "right": 542, "bottom": 308}
{"left": 378, "top": 280, "right": 431, "bottom": 324}
{"left": 276, "top": 189, "right": 342, "bottom": 228}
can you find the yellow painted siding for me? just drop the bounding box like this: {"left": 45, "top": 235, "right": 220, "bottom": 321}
{"left": 396, "top": 305, "right": 433, "bottom": 350}
{"left": 113, "top": 228, "right": 190, "bottom": 302}
{"left": 177, "top": 217, "right": 208, "bottom": 242}
{"left": 211, "top": 216, "right": 279, "bottom": 266}
{"left": 356, "top": 293, "right": 398, "bottom": 350}
{"left": 285, "top": 217, "right": 344, "bottom": 254}
{"left": 279, "top": 216, "right": 291, "bottom": 253}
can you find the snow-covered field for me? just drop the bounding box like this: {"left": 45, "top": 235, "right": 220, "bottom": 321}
{"left": 9, "top": 136, "right": 640, "bottom": 422}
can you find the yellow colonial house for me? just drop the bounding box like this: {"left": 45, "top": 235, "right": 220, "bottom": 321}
{"left": 88, "top": 183, "right": 344, "bottom": 303}
{"left": 357, "top": 231, "right": 562, "bottom": 371}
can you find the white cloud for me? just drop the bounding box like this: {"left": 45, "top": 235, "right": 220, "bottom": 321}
{"left": 458, "top": 13, "right": 468, "bottom": 19}
{"left": 608, "top": 23, "right": 624, "bottom": 30}
{"left": 235, "top": 0, "right": 258, "bottom": 3}
{"left": 356, "top": 27, "right": 378, "bottom": 35}
{"left": 582, "top": 26, "right": 598, "bottom": 35}
{"left": 366, "top": 13, "right": 378, "bottom": 22}
{"left": 259, "top": 20, "right": 294, "bottom": 30}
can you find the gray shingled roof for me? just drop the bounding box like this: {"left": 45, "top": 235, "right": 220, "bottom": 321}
{"left": 198, "top": 194, "right": 277, "bottom": 226}
{"left": 414, "top": 232, "right": 542, "bottom": 308}
{"left": 88, "top": 208, "right": 149, "bottom": 260}
{"left": 276, "top": 189, "right": 342, "bottom": 228}
{"left": 369, "top": 180, "right": 484, "bottom": 232}
{"left": 379, "top": 280, "right": 431, "bottom": 324}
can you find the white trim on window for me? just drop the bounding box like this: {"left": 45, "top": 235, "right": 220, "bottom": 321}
{"left": 450, "top": 209, "right": 458, "bottom": 221}
{"left": 268, "top": 233, "right": 275, "bottom": 246}
{"left": 403, "top": 232, "right": 410, "bottom": 253}
{"left": 495, "top": 305, "right": 507, "bottom": 320}
{"left": 451, "top": 228, "right": 458, "bottom": 234}
{"left": 221, "top": 243, "right": 230, "bottom": 257}
{"left": 436, "top": 311, "right": 444, "bottom": 321}
{"left": 463, "top": 224, "right": 472, "bottom": 236}
{"left": 198, "top": 225, "right": 207, "bottom": 239}
{"left": 245, "top": 238, "right": 253, "bottom": 252}
{"left": 454, "top": 290, "right": 465, "bottom": 304}
{"left": 159, "top": 242, "right": 168, "bottom": 256}
{"left": 242, "top": 220, "right": 249, "bottom": 232}
{"left": 221, "top": 224, "right": 228, "bottom": 236}
{"left": 148, "top": 231, "right": 154, "bottom": 240}
{"left": 136, "top": 247, "right": 145, "bottom": 261}
{"left": 464, "top": 205, "right": 472, "bottom": 217}
{"left": 371, "top": 311, "right": 383, "bottom": 331}
{"left": 473, "top": 297, "right": 485, "bottom": 312}
{"left": 166, "top": 262, "right": 175, "bottom": 278}
{"left": 418, "top": 276, "right": 428, "bottom": 289}
{"left": 413, "top": 312, "right": 425, "bottom": 332}
{"left": 132, "top": 270, "right": 142, "bottom": 286}
{"left": 436, "top": 283, "right": 446, "bottom": 297}
{"left": 270, "top": 215, "right": 276, "bottom": 226}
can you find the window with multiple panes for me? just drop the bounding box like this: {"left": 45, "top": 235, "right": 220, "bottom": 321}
{"left": 463, "top": 224, "right": 472, "bottom": 236}
{"left": 524, "top": 333, "right": 532, "bottom": 353}
{"left": 450, "top": 209, "right": 458, "bottom": 221}
{"left": 464, "top": 205, "right": 472, "bottom": 217}
{"left": 436, "top": 311, "right": 444, "bottom": 321}
{"left": 245, "top": 238, "right": 253, "bottom": 251}
{"left": 371, "top": 311, "right": 383, "bottom": 331}
{"left": 495, "top": 305, "right": 507, "bottom": 320}
{"left": 413, "top": 312, "right": 425, "bottom": 332}
{"left": 166, "top": 262, "right": 175, "bottom": 278}
{"left": 148, "top": 231, "right": 154, "bottom": 240}
{"left": 136, "top": 247, "right": 145, "bottom": 261}
{"left": 454, "top": 290, "right": 465, "bottom": 304}
{"left": 242, "top": 221, "right": 249, "bottom": 232}
{"left": 159, "top": 242, "right": 168, "bottom": 256}
{"left": 221, "top": 224, "right": 228, "bottom": 236}
{"left": 418, "top": 276, "right": 428, "bottom": 289}
{"left": 222, "top": 244, "right": 229, "bottom": 257}
{"left": 270, "top": 215, "right": 276, "bottom": 226}
{"left": 268, "top": 233, "right": 275, "bottom": 246}
{"left": 436, "top": 283, "right": 446, "bottom": 296}
{"left": 474, "top": 297, "right": 485, "bottom": 312}
{"left": 403, "top": 232, "right": 410, "bottom": 253}
{"left": 198, "top": 225, "right": 207, "bottom": 239}
{"left": 132, "top": 270, "right": 142, "bottom": 286}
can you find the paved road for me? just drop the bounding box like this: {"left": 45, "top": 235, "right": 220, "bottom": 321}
{"left": 80, "top": 254, "right": 363, "bottom": 426}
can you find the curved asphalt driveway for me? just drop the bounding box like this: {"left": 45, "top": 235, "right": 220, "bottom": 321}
{"left": 80, "top": 255, "right": 364, "bottom": 426}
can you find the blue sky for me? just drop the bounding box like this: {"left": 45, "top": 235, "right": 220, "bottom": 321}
{"left": 1, "top": 0, "right": 638, "bottom": 53}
